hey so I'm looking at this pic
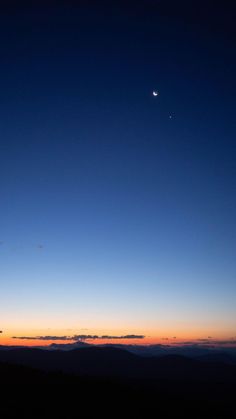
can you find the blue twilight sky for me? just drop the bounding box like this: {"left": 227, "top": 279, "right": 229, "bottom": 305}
{"left": 0, "top": 1, "right": 236, "bottom": 339}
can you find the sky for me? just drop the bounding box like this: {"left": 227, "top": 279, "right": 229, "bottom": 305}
{"left": 0, "top": 0, "right": 236, "bottom": 346}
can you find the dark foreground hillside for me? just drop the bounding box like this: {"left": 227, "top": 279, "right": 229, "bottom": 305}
{"left": 0, "top": 347, "right": 235, "bottom": 418}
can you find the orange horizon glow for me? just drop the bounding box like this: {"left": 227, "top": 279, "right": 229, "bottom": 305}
{"left": 1, "top": 329, "right": 236, "bottom": 347}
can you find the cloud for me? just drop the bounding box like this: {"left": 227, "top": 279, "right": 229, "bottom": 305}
{"left": 12, "top": 336, "right": 71, "bottom": 341}
{"left": 209, "top": 339, "right": 236, "bottom": 345}
{"left": 11, "top": 334, "right": 145, "bottom": 341}
{"left": 73, "top": 335, "right": 99, "bottom": 340}
{"left": 196, "top": 338, "right": 236, "bottom": 345}
{"left": 11, "top": 334, "right": 234, "bottom": 347}
{"left": 177, "top": 339, "right": 236, "bottom": 347}
{"left": 67, "top": 334, "right": 145, "bottom": 341}
{"left": 100, "top": 335, "right": 145, "bottom": 340}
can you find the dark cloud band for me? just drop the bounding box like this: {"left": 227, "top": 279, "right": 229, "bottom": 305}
{"left": 11, "top": 334, "right": 145, "bottom": 341}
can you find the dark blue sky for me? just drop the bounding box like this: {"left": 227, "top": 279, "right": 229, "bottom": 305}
{"left": 1, "top": 1, "right": 236, "bottom": 339}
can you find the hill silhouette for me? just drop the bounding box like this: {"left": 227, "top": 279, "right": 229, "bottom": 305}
{"left": 0, "top": 346, "right": 235, "bottom": 418}
{"left": 0, "top": 346, "right": 236, "bottom": 381}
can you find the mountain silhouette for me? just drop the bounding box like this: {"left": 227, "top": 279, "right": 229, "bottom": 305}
{"left": 0, "top": 346, "right": 235, "bottom": 419}
{"left": 0, "top": 346, "right": 235, "bottom": 382}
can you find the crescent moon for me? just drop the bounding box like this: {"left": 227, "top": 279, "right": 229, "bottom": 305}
{"left": 153, "top": 91, "right": 159, "bottom": 96}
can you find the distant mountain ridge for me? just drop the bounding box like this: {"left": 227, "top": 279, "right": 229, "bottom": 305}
{"left": 0, "top": 346, "right": 236, "bottom": 382}
{"left": 1, "top": 342, "right": 236, "bottom": 364}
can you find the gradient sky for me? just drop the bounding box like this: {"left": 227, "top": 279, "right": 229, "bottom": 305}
{"left": 1, "top": 1, "right": 236, "bottom": 345}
